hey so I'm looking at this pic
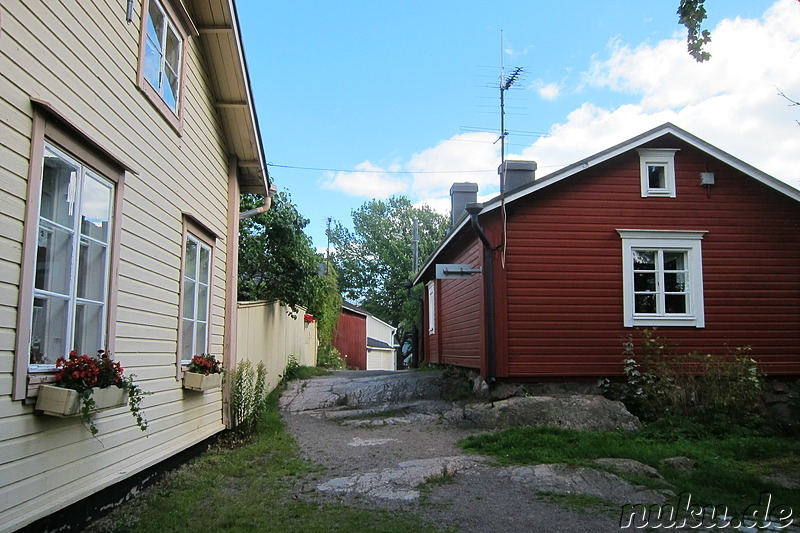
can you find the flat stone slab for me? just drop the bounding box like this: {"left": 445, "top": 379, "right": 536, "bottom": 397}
{"left": 316, "top": 455, "right": 483, "bottom": 501}
{"left": 504, "top": 463, "right": 667, "bottom": 505}
{"left": 279, "top": 371, "right": 445, "bottom": 413}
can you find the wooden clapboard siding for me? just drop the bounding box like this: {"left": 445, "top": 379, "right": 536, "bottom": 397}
{"left": 502, "top": 142, "right": 800, "bottom": 378}
{"left": 0, "top": 0, "right": 264, "bottom": 529}
{"left": 436, "top": 236, "right": 484, "bottom": 371}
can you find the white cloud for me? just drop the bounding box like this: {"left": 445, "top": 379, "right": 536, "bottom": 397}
{"left": 529, "top": 79, "right": 561, "bottom": 101}
{"left": 407, "top": 132, "right": 500, "bottom": 198}
{"left": 319, "top": 161, "right": 409, "bottom": 199}
{"left": 526, "top": 0, "right": 800, "bottom": 189}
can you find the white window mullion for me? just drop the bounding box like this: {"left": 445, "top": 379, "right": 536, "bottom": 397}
{"left": 65, "top": 165, "right": 86, "bottom": 353}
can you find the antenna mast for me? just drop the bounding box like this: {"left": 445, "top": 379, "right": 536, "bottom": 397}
{"left": 499, "top": 32, "right": 522, "bottom": 193}
{"left": 499, "top": 33, "right": 522, "bottom": 268}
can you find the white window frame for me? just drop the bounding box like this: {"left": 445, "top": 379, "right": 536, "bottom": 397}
{"left": 638, "top": 149, "right": 679, "bottom": 198}
{"left": 427, "top": 281, "right": 436, "bottom": 335}
{"left": 178, "top": 220, "right": 215, "bottom": 369}
{"left": 617, "top": 229, "right": 707, "bottom": 328}
{"left": 28, "top": 143, "right": 115, "bottom": 371}
{"left": 137, "top": 0, "right": 195, "bottom": 133}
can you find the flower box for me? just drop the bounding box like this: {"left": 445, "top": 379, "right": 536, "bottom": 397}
{"left": 183, "top": 371, "right": 222, "bottom": 391}
{"left": 36, "top": 384, "right": 128, "bottom": 417}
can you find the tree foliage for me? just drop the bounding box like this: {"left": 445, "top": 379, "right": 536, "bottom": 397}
{"left": 329, "top": 196, "right": 448, "bottom": 331}
{"left": 677, "top": 0, "right": 712, "bottom": 62}
{"left": 238, "top": 192, "right": 318, "bottom": 309}
{"left": 238, "top": 192, "right": 341, "bottom": 343}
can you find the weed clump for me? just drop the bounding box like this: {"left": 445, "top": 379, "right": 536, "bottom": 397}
{"left": 600, "top": 329, "right": 764, "bottom": 427}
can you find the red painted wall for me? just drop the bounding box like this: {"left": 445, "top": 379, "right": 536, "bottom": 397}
{"left": 502, "top": 140, "right": 800, "bottom": 378}
{"left": 424, "top": 231, "right": 484, "bottom": 372}
{"left": 332, "top": 309, "right": 367, "bottom": 370}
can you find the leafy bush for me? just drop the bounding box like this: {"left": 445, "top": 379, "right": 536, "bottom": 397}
{"left": 600, "top": 329, "right": 764, "bottom": 422}
{"left": 229, "top": 360, "right": 267, "bottom": 436}
{"left": 280, "top": 355, "right": 302, "bottom": 383}
{"left": 316, "top": 343, "right": 344, "bottom": 369}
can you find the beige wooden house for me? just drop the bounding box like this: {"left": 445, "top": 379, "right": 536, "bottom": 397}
{"left": 0, "top": 0, "right": 270, "bottom": 530}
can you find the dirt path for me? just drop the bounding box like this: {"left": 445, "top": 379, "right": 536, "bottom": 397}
{"left": 280, "top": 371, "right": 637, "bottom": 533}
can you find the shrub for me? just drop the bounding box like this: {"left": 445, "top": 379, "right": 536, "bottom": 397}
{"left": 280, "top": 355, "right": 302, "bottom": 383}
{"left": 316, "top": 343, "right": 345, "bottom": 369}
{"left": 229, "top": 360, "right": 267, "bottom": 436}
{"left": 600, "top": 329, "right": 764, "bottom": 422}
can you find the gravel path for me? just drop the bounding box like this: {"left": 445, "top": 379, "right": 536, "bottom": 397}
{"left": 281, "top": 373, "right": 627, "bottom": 533}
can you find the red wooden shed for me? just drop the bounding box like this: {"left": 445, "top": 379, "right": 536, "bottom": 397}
{"left": 331, "top": 301, "right": 369, "bottom": 370}
{"left": 413, "top": 123, "right": 800, "bottom": 382}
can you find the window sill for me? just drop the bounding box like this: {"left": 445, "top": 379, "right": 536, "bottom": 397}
{"left": 627, "top": 315, "right": 704, "bottom": 328}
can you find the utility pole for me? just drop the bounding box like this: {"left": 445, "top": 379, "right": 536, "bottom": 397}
{"left": 412, "top": 219, "right": 419, "bottom": 273}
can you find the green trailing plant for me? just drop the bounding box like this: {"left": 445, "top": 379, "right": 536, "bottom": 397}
{"left": 54, "top": 350, "right": 149, "bottom": 435}
{"left": 229, "top": 360, "right": 267, "bottom": 436}
{"left": 599, "top": 329, "right": 764, "bottom": 422}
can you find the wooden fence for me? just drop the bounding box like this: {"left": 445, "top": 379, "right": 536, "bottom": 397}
{"left": 237, "top": 300, "right": 318, "bottom": 393}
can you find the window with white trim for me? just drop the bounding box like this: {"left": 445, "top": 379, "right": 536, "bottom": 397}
{"left": 427, "top": 281, "right": 436, "bottom": 334}
{"left": 617, "top": 230, "right": 707, "bottom": 328}
{"left": 29, "top": 143, "right": 116, "bottom": 368}
{"left": 180, "top": 229, "right": 212, "bottom": 364}
{"left": 638, "top": 149, "right": 678, "bottom": 198}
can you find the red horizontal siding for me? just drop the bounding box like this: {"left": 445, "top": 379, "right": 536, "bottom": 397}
{"left": 424, "top": 232, "right": 484, "bottom": 371}
{"left": 503, "top": 143, "right": 800, "bottom": 378}
{"left": 332, "top": 310, "right": 367, "bottom": 370}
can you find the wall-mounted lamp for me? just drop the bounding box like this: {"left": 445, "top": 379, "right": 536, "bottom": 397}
{"left": 126, "top": 0, "right": 134, "bottom": 23}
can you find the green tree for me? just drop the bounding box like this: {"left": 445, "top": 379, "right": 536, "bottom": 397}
{"left": 238, "top": 192, "right": 318, "bottom": 310}
{"left": 329, "top": 196, "right": 448, "bottom": 332}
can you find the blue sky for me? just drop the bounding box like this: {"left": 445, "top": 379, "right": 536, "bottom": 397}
{"left": 237, "top": 0, "right": 800, "bottom": 248}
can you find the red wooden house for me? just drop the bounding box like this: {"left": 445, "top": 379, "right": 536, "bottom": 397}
{"left": 413, "top": 123, "right": 800, "bottom": 382}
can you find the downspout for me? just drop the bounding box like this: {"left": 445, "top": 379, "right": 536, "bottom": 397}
{"left": 465, "top": 203, "right": 496, "bottom": 382}
{"left": 403, "top": 281, "right": 424, "bottom": 368}
{"left": 239, "top": 183, "right": 277, "bottom": 219}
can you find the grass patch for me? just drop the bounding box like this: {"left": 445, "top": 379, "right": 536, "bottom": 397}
{"left": 459, "top": 423, "right": 800, "bottom": 514}
{"left": 85, "top": 389, "right": 439, "bottom": 533}
{"left": 536, "top": 491, "right": 618, "bottom": 517}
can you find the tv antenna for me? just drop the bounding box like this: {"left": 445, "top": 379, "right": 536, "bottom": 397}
{"left": 499, "top": 33, "right": 523, "bottom": 193}
{"left": 498, "top": 32, "right": 523, "bottom": 267}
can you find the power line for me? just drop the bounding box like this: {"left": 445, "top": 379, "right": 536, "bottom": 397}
{"left": 267, "top": 163, "right": 496, "bottom": 174}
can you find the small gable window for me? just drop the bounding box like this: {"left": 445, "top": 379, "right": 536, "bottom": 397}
{"left": 638, "top": 149, "right": 678, "bottom": 198}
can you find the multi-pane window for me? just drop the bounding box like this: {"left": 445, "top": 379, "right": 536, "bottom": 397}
{"left": 632, "top": 249, "right": 689, "bottom": 315}
{"left": 30, "top": 143, "right": 114, "bottom": 368}
{"left": 617, "top": 230, "right": 706, "bottom": 328}
{"left": 638, "top": 149, "right": 678, "bottom": 198}
{"left": 143, "top": 0, "right": 182, "bottom": 113}
{"left": 181, "top": 233, "right": 211, "bottom": 363}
